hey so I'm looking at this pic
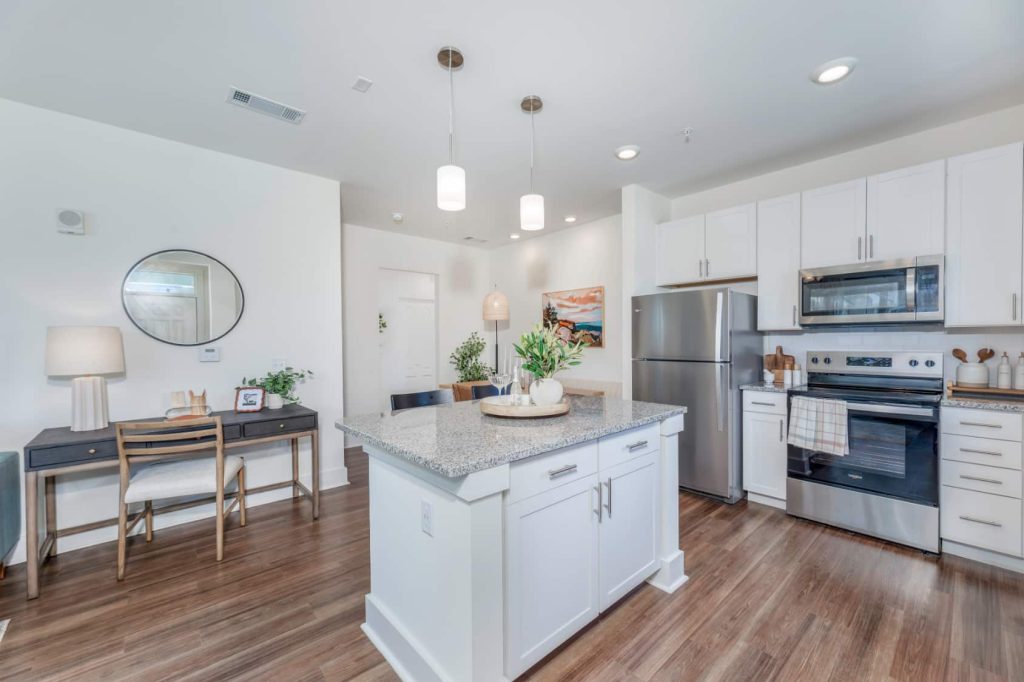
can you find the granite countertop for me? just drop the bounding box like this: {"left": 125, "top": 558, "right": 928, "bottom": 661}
{"left": 336, "top": 396, "right": 686, "bottom": 478}
{"left": 941, "top": 397, "right": 1024, "bottom": 413}
{"left": 740, "top": 383, "right": 806, "bottom": 394}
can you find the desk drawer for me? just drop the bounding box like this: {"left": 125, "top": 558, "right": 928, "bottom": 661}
{"left": 242, "top": 415, "right": 317, "bottom": 439}
{"left": 743, "top": 391, "right": 787, "bottom": 416}
{"left": 598, "top": 424, "right": 659, "bottom": 471}
{"left": 29, "top": 440, "right": 117, "bottom": 469}
{"left": 942, "top": 460, "right": 1022, "bottom": 499}
{"left": 941, "top": 485, "right": 1023, "bottom": 557}
{"left": 223, "top": 424, "right": 241, "bottom": 441}
{"left": 941, "top": 407, "right": 1023, "bottom": 442}
{"left": 942, "top": 433, "right": 1022, "bottom": 470}
{"left": 509, "top": 442, "right": 598, "bottom": 504}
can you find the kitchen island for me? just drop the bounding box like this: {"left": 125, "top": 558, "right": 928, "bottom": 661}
{"left": 337, "top": 396, "right": 687, "bottom": 682}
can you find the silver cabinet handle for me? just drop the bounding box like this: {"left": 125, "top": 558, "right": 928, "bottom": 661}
{"left": 548, "top": 464, "right": 578, "bottom": 479}
{"left": 959, "top": 515, "right": 1002, "bottom": 528}
{"left": 594, "top": 483, "right": 603, "bottom": 522}
{"left": 603, "top": 478, "right": 612, "bottom": 518}
{"left": 960, "top": 421, "right": 1002, "bottom": 429}
{"left": 868, "top": 234, "right": 874, "bottom": 259}
{"left": 751, "top": 401, "right": 775, "bottom": 407}
{"left": 857, "top": 236, "right": 863, "bottom": 260}
{"left": 698, "top": 259, "right": 703, "bottom": 278}
{"left": 960, "top": 447, "right": 1002, "bottom": 457}
{"left": 705, "top": 259, "right": 711, "bottom": 277}
{"left": 959, "top": 474, "right": 1003, "bottom": 485}
{"left": 627, "top": 440, "right": 649, "bottom": 452}
{"left": 1015, "top": 293, "right": 1019, "bottom": 321}
{"left": 792, "top": 304, "right": 797, "bottom": 327}
{"left": 779, "top": 418, "right": 784, "bottom": 442}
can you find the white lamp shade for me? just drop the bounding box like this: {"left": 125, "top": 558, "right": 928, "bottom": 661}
{"left": 437, "top": 164, "right": 466, "bottom": 211}
{"left": 46, "top": 326, "right": 125, "bottom": 377}
{"left": 482, "top": 290, "right": 509, "bottom": 321}
{"left": 520, "top": 193, "right": 545, "bottom": 231}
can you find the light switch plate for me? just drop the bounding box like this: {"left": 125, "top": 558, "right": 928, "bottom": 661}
{"left": 199, "top": 347, "right": 220, "bottom": 362}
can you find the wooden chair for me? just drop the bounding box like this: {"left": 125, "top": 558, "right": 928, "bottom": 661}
{"left": 471, "top": 384, "right": 500, "bottom": 400}
{"left": 114, "top": 416, "right": 246, "bottom": 580}
{"left": 390, "top": 389, "right": 454, "bottom": 412}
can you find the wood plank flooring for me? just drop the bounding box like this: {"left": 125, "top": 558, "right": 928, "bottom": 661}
{"left": 1, "top": 451, "right": 1021, "bottom": 680}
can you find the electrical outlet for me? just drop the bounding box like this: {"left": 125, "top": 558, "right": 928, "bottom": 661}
{"left": 199, "top": 347, "right": 220, "bottom": 362}
{"left": 421, "top": 500, "right": 433, "bottom": 537}
{"left": 271, "top": 358, "right": 287, "bottom": 372}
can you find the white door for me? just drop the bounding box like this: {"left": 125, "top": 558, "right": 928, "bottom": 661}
{"left": 801, "top": 178, "right": 867, "bottom": 269}
{"left": 656, "top": 215, "right": 705, "bottom": 286}
{"left": 505, "top": 474, "right": 600, "bottom": 679}
{"left": 597, "top": 452, "right": 658, "bottom": 611}
{"left": 756, "top": 193, "right": 801, "bottom": 330}
{"left": 742, "top": 411, "right": 788, "bottom": 501}
{"left": 705, "top": 203, "right": 757, "bottom": 280}
{"left": 378, "top": 269, "right": 438, "bottom": 410}
{"left": 866, "top": 160, "right": 946, "bottom": 261}
{"left": 946, "top": 143, "right": 1024, "bottom": 327}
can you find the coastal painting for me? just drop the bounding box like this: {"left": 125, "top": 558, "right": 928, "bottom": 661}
{"left": 542, "top": 286, "right": 605, "bottom": 348}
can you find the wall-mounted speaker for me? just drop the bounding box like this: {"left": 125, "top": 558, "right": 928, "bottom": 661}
{"left": 57, "top": 209, "right": 85, "bottom": 235}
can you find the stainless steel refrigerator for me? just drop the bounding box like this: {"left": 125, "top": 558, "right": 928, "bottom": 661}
{"left": 632, "top": 288, "right": 760, "bottom": 503}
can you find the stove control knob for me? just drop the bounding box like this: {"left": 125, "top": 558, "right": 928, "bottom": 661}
{"left": 909, "top": 359, "right": 919, "bottom": 367}
{"left": 811, "top": 357, "right": 819, "bottom": 365}
{"left": 925, "top": 359, "right": 936, "bottom": 368}
{"left": 823, "top": 357, "right": 832, "bottom": 365}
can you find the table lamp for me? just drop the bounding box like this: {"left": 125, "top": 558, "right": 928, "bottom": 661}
{"left": 482, "top": 286, "right": 509, "bottom": 371}
{"left": 46, "top": 326, "right": 125, "bottom": 432}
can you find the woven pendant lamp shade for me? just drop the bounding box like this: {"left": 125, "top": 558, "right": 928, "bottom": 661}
{"left": 482, "top": 290, "right": 509, "bottom": 321}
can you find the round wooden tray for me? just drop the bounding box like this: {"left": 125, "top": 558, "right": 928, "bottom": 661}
{"left": 479, "top": 395, "right": 569, "bottom": 418}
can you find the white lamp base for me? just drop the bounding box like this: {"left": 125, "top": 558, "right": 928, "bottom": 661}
{"left": 71, "top": 376, "right": 110, "bottom": 432}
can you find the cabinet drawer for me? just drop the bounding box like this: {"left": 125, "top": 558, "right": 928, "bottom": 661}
{"left": 222, "top": 424, "right": 241, "bottom": 441}
{"left": 28, "top": 439, "right": 117, "bottom": 469}
{"left": 941, "top": 407, "right": 1022, "bottom": 442}
{"left": 598, "top": 424, "right": 659, "bottom": 471}
{"left": 942, "top": 460, "right": 1022, "bottom": 499}
{"left": 941, "top": 433, "right": 1022, "bottom": 470}
{"left": 242, "top": 415, "right": 317, "bottom": 439}
{"left": 743, "top": 391, "right": 787, "bottom": 415}
{"left": 509, "top": 442, "right": 598, "bottom": 505}
{"left": 941, "top": 485, "right": 1023, "bottom": 557}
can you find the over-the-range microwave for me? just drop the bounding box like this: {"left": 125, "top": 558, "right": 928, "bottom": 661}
{"left": 799, "top": 255, "right": 943, "bottom": 325}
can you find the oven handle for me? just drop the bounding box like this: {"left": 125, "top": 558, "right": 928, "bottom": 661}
{"left": 846, "top": 403, "right": 935, "bottom": 418}
{"left": 905, "top": 267, "right": 916, "bottom": 312}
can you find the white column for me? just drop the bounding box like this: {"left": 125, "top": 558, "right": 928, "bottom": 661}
{"left": 647, "top": 413, "right": 688, "bottom": 593}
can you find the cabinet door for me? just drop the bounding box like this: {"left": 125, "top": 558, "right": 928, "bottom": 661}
{"left": 656, "top": 216, "right": 705, "bottom": 286}
{"left": 946, "top": 143, "right": 1024, "bottom": 327}
{"left": 742, "top": 411, "right": 788, "bottom": 501}
{"left": 866, "top": 160, "right": 945, "bottom": 261}
{"left": 801, "top": 178, "right": 867, "bottom": 269}
{"left": 756, "top": 194, "right": 801, "bottom": 330}
{"left": 505, "top": 474, "right": 600, "bottom": 678}
{"left": 705, "top": 203, "right": 757, "bottom": 280}
{"left": 597, "top": 452, "right": 658, "bottom": 612}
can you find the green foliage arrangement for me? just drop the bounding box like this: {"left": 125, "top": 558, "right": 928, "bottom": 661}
{"left": 241, "top": 367, "right": 314, "bottom": 403}
{"left": 449, "top": 332, "right": 492, "bottom": 382}
{"left": 513, "top": 324, "right": 584, "bottom": 380}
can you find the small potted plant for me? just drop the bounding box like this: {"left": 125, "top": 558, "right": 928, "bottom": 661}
{"left": 514, "top": 324, "right": 584, "bottom": 406}
{"left": 241, "top": 367, "right": 314, "bottom": 410}
{"left": 449, "top": 332, "right": 493, "bottom": 382}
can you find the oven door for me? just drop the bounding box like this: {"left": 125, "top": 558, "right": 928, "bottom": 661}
{"left": 799, "top": 256, "right": 943, "bottom": 325}
{"left": 787, "top": 400, "right": 939, "bottom": 506}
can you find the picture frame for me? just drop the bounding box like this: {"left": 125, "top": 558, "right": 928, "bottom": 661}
{"left": 541, "top": 285, "right": 605, "bottom": 348}
{"left": 234, "top": 386, "right": 265, "bottom": 413}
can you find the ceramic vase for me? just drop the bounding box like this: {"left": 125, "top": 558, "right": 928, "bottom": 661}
{"left": 530, "top": 378, "right": 564, "bottom": 406}
{"left": 267, "top": 393, "right": 285, "bottom": 410}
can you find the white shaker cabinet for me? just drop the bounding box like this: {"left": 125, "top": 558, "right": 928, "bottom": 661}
{"left": 705, "top": 203, "right": 757, "bottom": 281}
{"left": 800, "top": 178, "right": 867, "bottom": 269}
{"left": 756, "top": 193, "right": 801, "bottom": 330}
{"left": 866, "top": 160, "right": 946, "bottom": 261}
{"left": 945, "top": 142, "right": 1024, "bottom": 327}
{"left": 741, "top": 390, "right": 788, "bottom": 508}
{"left": 655, "top": 215, "right": 704, "bottom": 286}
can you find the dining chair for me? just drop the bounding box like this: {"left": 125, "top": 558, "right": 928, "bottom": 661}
{"left": 471, "top": 384, "right": 500, "bottom": 400}
{"left": 114, "top": 416, "right": 246, "bottom": 580}
{"left": 390, "top": 389, "right": 454, "bottom": 412}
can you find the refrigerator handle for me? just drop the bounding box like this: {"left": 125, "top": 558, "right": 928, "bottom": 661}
{"left": 714, "top": 363, "right": 727, "bottom": 432}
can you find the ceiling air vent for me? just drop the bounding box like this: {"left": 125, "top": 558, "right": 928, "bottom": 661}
{"left": 226, "top": 87, "right": 306, "bottom": 124}
{"left": 461, "top": 236, "right": 489, "bottom": 245}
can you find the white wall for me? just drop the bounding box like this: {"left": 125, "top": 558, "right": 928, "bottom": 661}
{"left": 0, "top": 98, "right": 346, "bottom": 566}
{"left": 490, "top": 215, "right": 623, "bottom": 394}
{"left": 342, "top": 223, "right": 491, "bottom": 418}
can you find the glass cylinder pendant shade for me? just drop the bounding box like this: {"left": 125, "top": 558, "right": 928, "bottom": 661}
{"left": 437, "top": 164, "right": 466, "bottom": 211}
{"left": 520, "top": 193, "right": 545, "bottom": 231}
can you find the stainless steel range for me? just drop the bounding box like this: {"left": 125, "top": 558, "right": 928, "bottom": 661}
{"left": 786, "top": 350, "right": 943, "bottom": 552}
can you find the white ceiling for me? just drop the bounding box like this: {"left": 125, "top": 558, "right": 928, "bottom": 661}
{"left": 2, "top": 1, "right": 1022, "bottom": 247}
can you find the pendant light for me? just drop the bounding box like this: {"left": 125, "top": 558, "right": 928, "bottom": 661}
{"left": 437, "top": 47, "right": 465, "bottom": 212}
{"left": 520, "top": 95, "right": 544, "bottom": 231}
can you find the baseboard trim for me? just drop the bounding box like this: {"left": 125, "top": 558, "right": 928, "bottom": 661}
{"left": 647, "top": 550, "right": 688, "bottom": 593}
{"left": 363, "top": 594, "right": 448, "bottom": 682}
{"left": 747, "top": 492, "right": 785, "bottom": 510}
{"left": 942, "top": 540, "right": 1024, "bottom": 573}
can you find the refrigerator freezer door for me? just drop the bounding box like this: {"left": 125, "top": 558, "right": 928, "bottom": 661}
{"left": 632, "top": 359, "right": 737, "bottom": 500}
{"left": 632, "top": 289, "right": 730, "bottom": 362}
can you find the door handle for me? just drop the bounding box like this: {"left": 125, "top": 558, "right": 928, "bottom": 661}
{"left": 959, "top": 474, "right": 1003, "bottom": 485}
{"left": 1015, "top": 293, "right": 1018, "bottom": 322}
{"left": 959, "top": 448, "right": 1002, "bottom": 457}
{"left": 548, "top": 464, "right": 578, "bottom": 479}
{"left": 751, "top": 400, "right": 775, "bottom": 406}
{"left": 627, "top": 440, "right": 649, "bottom": 452}
{"left": 848, "top": 403, "right": 934, "bottom": 418}
{"left": 698, "top": 259, "right": 703, "bottom": 278}
{"left": 714, "top": 363, "right": 727, "bottom": 432}
{"left": 779, "top": 418, "right": 784, "bottom": 442}
{"left": 868, "top": 234, "right": 874, "bottom": 259}
{"left": 858, "top": 236, "right": 863, "bottom": 260}
{"left": 705, "top": 259, "right": 711, "bottom": 277}
{"left": 792, "top": 304, "right": 797, "bottom": 327}
{"left": 959, "top": 515, "right": 1002, "bottom": 528}
{"left": 603, "top": 478, "right": 612, "bottom": 518}
{"left": 960, "top": 421, "right": 1002, "bottom": 429}
{"left": 594, "top": 483, "right": 603, "bottom": 522}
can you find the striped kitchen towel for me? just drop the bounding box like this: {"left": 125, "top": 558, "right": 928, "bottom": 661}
{"left": 787, "top": 396, "right": 849, "bottom": 457}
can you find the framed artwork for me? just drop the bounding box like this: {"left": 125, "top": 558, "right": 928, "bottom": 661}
{"left": 542, "top": 286, "right": 605, "bottom": 348}
{"left": 234, "top": 386, "right": 265, "bottom": 413}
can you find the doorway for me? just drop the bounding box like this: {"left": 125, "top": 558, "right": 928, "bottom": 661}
{"left": 378, "top": 269, "right": 439, "bottom": 411}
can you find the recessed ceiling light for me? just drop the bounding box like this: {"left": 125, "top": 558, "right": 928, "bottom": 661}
{"left": 811, "top": 57, "right": 857, "bottom": 85}
{"left": 615, "top": 145, "right": 640, "bottom": 161}
{"left": 510, "top": 233, "right": 520, "bottom": 240}
{"left": 352, "top": 76, "right": 374, "bottom": 93}
{"left": 564, "top": 215, "right": 577, "bottom": 224}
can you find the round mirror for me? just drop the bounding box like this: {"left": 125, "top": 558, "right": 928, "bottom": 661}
{"left": 122, "top": 250, "right": 244, "bottom": 346}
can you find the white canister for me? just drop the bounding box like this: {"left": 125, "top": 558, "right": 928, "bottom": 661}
{"left": 1015, "top": 353, "right": 1024, "bottom": 390}
{"left": 783, "top": 369, "right": 793, "bottom": 387}
{"left": 998, "top": 352, "right": 1013, "bottom": 390}
{"left": 792, "top": 364, "right": 803, "bottom": 387}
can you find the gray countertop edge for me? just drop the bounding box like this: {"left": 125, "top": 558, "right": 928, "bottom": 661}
{"left": 740, "top": 383, "right": 805, "bottom": 394}
{"left": 941, "top": 397, "right": 1024, "bottom": 413}
{"left": 336, "top": 406, "right": 686, "bottom": 478}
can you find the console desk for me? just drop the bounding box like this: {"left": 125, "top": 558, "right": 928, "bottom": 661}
{"left": 22, "top": 404, "right": 320, "bottom": 599}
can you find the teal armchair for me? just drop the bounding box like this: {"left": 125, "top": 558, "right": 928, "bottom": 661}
{"left": 0, "top": 452, "right": 19, "bottom": 577}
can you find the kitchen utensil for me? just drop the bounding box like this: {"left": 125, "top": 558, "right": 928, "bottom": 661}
{"left": 978, "top": 348, "right": 995, "bottom": 363}
{"left": 952, "top": 348, "right": 968, "bottom": 363}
